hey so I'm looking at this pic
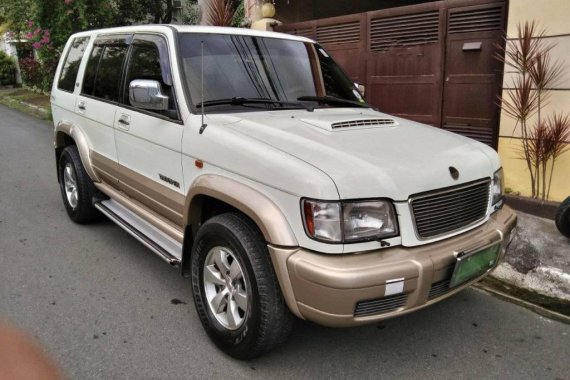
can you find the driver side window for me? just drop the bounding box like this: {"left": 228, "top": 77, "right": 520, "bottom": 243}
{"left": 124, "top": 35, "right": 178, "bottom": 119}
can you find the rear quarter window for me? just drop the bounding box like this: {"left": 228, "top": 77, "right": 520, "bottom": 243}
{"left": 57, "top": 36, "right": 90, "bottom": 92}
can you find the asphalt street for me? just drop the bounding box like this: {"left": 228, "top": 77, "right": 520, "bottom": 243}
{"left": 0, "top": 104, "right": 569, "bottom": 379}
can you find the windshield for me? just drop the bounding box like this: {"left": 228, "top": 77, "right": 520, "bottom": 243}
{"left": 179, "top": 33, "right": 365, "bottom": 111}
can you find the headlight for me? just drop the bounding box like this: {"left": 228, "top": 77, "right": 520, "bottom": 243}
{"left": 491, "top": 168, "right": 504, "bottom": 207}
{"left": 302, "top": 199, "right": 398, "bottom": 243}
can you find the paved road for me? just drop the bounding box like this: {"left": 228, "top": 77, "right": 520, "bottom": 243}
{"left": 0, "top": 104, "right": 568, "bottom": 379}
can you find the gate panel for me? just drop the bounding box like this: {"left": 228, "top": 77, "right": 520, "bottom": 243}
{"left": 441, "top": 3, "right": 507, "bottom": 147}
{"left": 366, "top": 5, "right": 445, "bottom": 126}
{"left": 277, "top": 0, "right": 507, "bottom": 149}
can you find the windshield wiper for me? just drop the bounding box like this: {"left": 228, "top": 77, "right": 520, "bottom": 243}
{"left": 197, "top": 97, "right": 314, "bottom": 112}
{"left": 297, "top": 95, "right": 369, "bottom": 108}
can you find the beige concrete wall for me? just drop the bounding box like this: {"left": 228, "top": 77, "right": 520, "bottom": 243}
{"left": 506, "top": 0, "right": 570, "bottom": 37}
{"left": 498, "top": 0, "right": 570, "bottom": 201}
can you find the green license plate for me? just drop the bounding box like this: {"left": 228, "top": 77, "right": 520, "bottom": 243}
{"left": 450, "top": 244, "right": 500, "bottom": 288}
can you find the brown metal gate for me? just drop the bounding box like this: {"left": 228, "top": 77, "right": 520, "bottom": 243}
{"left": 277, "top": 0, "right": 507, "bottom": 149}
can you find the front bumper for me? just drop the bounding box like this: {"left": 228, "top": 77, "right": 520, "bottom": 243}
{"left": 269, "top": 205, "right": 517, "bottom": 327}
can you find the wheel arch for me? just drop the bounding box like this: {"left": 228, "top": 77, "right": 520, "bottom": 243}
{"left": 184, "top": 175, "right": 297, "bottom": 245}
{"left": 181, "top": 175, "right": 298, "bottom": 275}
{"left": 54, "top": 121, "right": 99, "bottom": 183}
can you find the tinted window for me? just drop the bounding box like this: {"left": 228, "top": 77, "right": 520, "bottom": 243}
{"left": 126, "top": 42, "right": 163, "bottom": 85}
{"left": 317, "top": 47, "right": 359, "bottom": 101}
{"left": 81, "top": 46, "right": 103, "bottom": 96}
{"left": 93, "top": 44, "right": 129, "bottom": 102}
{"left": 124, "top": 36, "right": 176, "bottom": 117}
{"left": 180, "top": 34, "right": 317, "bottom": 104}
{"left": 81, "top": 35, "right": 131, "bottom": 102}
{"left": 58, "top": 36, "right": 90, "bottom": 92}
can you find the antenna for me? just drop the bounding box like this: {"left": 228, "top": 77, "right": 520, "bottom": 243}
{"left": 199, "top": 40, "right": 207, "bottom": 134}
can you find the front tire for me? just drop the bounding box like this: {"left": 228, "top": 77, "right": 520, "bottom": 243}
{"left": 191, "top": 213, "right": 294, "bottom": 359}
{"left": 58, "top": 146, "right": 99, "bottom": 224}
{"left": 555, "top": 196, "right": 570, "bottom": 238}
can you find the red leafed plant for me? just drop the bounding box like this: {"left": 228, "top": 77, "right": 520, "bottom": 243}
{"left": 207, "top": 0, "right": 236, "bottom": 26}
{"left": 497, "top": 21, "right": 568, "bottom": 200}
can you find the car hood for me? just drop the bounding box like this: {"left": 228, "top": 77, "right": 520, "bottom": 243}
{"left": 210, "top": 108, "right": 500, "bottom": 200}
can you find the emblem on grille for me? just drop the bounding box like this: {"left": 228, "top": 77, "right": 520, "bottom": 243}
{"left": 449, "top": 166, "right": 459, "bottom": 180}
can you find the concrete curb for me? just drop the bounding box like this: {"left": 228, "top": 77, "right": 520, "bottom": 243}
{"left": 485, "top": 210, "right": 570, "bottom": 320}
{"left": 474, "top": 280, "right": 570, "bottom": 324}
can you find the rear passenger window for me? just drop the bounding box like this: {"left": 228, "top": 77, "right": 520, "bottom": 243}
{"left": 80, "top": 35, "right": 131, "bottom": 103}
{"left": 58, "top": 37, "right": 90, "bottom": 92}
{"left": 93, "top": 44, "right": 129, "bottom": 101}
{"left": 81, "top": 46, "right": 103, "bottom": 97}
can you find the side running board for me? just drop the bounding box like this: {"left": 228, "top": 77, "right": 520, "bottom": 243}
{"left": 94, "top": 199, "right": 182, "bottom": 266}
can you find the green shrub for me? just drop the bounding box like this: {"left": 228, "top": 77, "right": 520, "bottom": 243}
{"left": 0, "top": 51, "right": 18, "bottom": 86}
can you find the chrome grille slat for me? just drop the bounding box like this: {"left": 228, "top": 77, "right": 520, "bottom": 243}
{"left": 410, "top": 179, "right": 490, "bottom": 239}
{"left": 354, "top": 294, "right": 407, "bottom": 317}
{"left": 415, "top": 209, "right": 487, "bottom": 234}
{"left": 413, "top": 186, "right": 489, "bottom": 205}
{"left": 412, "top": 193, "right": 490, "bottom": 210}
{"left": 415, "top": 207, "right": 488, "bottom": 228}
{"left": 413, "top": 199, "right": 488, "bottom": 217}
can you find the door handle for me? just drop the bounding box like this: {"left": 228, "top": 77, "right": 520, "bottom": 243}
{"left": 77, "top": 101, "right": 86, "bottom": 111}
{"left": 117, "top": 114, "right": 131, "bottom": 130}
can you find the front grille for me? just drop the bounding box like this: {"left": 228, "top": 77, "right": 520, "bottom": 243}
{"left": 410, "top": 179, "right": 490, "bottom": 239}
{"left": 354, "top": 293, "right": 408, "bottom": 317}
{"left": 428, "top": 279, "right": 452, "bottom": 300}
{"left": 331, "top": 118, "right": 395, "bottom": 129}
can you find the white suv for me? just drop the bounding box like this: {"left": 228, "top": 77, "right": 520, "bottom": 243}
{"left": 51, "top": 25, "right": 517, "bottom": 359}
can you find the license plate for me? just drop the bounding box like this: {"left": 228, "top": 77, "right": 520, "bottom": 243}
{"left": 450, "top": 244, "right": 500, "bottom": 288}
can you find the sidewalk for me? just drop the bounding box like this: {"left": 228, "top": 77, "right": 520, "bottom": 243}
{"left": 480, "top": 209, "right": 570, "bottom": 321}
{"left": 0, "top": 88, "right": 568, "bottom": 321}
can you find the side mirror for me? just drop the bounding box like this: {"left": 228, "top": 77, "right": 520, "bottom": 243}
{"left": 355, "top": 82, "right": 365, "bottom": 97}
{"left": 129, "top": 79, "right": 169, "bottom": 111}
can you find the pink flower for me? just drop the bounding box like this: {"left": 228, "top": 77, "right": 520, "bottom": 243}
{"left": 32, "top": 42, "right": 42, "bottom": 49}
{"left": 24, "top": 33, "right": 33, "bottom": 39}
{"left": 64, "top": 0, "right": 73, "bottom": 4}
{"left": 34, "top": 28, "right": 41, "bottom": 36}
{"left": 26, "top": 20, "right": 34, "bottom": 28}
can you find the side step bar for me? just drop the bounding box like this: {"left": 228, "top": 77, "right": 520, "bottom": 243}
{"left": 95, "top": 199, "right": 182, "bottom": 267}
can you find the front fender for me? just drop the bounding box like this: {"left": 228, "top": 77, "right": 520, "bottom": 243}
{"left": 184, "top": 175, "right": 298, "bottom": 247}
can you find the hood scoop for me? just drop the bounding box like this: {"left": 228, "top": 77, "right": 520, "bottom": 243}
{"left": 301, "top": 117, "right": 398, "bottom": 132}
{"left": 331, "top": 118, "right": 397, "bottom": 129}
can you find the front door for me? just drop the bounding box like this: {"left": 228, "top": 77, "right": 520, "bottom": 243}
{"left": 114, "top": 34, "right": 185, "bottom": 227}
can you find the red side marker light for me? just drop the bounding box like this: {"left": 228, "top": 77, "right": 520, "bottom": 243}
{"left": 195, "top": 160, "right": 203, "bottom": 169}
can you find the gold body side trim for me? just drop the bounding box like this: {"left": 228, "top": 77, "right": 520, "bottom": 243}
{"left": 271, "top": 206, "right": 517, "bottom": 327}
{"left": 185, "top": 175, "right": 298, "bottom": 247}
{"left": 91, "top": 151, "right": 185, "bottom": 228}
{"left": 94, "top": 182, "right": 184, "bottom": 243}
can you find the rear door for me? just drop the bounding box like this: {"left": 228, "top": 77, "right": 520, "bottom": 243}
{"left": 76, "top": 34, "right": 132, "bottom": 186}
{"left": 114, "top": 34, "right": 185, "bottom": 227}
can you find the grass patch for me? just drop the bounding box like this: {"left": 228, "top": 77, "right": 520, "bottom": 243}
{"left": 0, "top": 87, "right": 52, "bottom": 121}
